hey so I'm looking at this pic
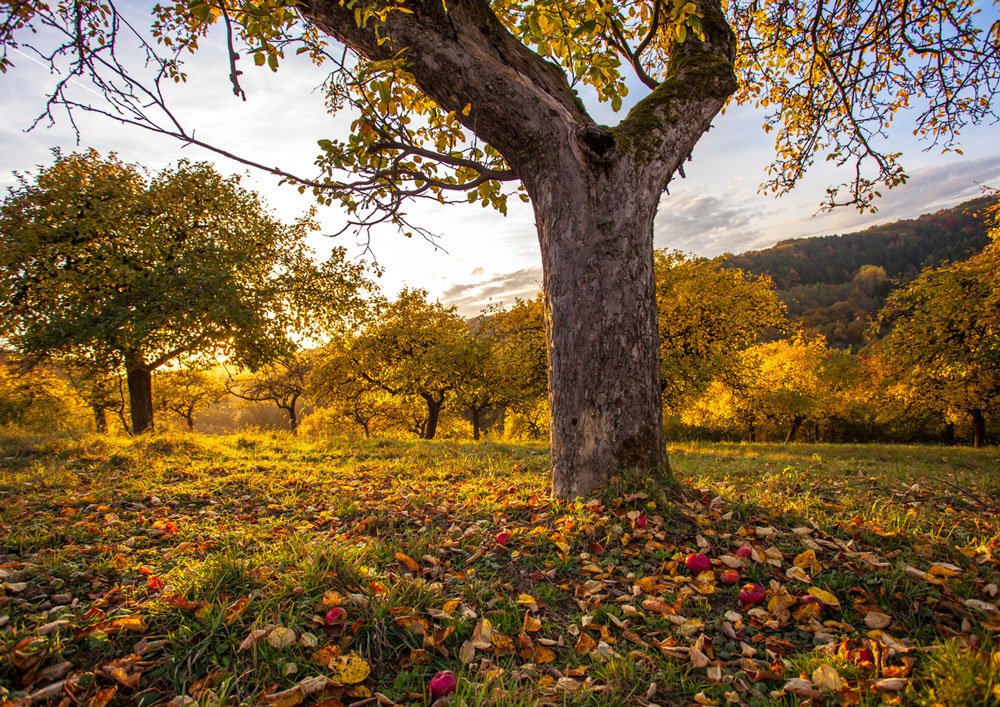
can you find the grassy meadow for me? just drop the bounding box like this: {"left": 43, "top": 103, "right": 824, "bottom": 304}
{"left": 1, "top": 431, "right": 998, "bottom": 705}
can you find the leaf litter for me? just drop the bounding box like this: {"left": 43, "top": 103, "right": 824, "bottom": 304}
{"left": 0, "top": 433, "right": 998, "bottom": 705}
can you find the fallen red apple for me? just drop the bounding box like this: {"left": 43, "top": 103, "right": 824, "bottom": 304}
{"left": 720, "top": 569, "right": 741, "bottom": 585}
{"left": 429, "top": 670, "right": 458, "bottom": 699}
{"left": 495, "top": 531, "right": 511, "bottom": 545}
{"left": 735, "top": 546, "right": 753, "bottom": 559}
{"left": 740, "top": 583, "right": 766, "bottom": 605}
{"left": 850, "top": 647, "right": 874, "bottom": 664}
{"left": 635, "top": 513, "right": 648, "bottom": 529}
{"left": 324, "top": 606, "right": 347, "bottom": 625}
{"left": 685, "top": 552, "right": 712, "bottom": 573}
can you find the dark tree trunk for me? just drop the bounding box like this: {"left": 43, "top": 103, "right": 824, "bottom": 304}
{"left": 944, "top": 421, "right": 956, "bottom": 445}
{"left": 471, "top": 407, "right": 482, "bottom": 441}
{"left": 184, "top": 406, "right": 195, "bottom": 431}
{"left": 284, "top": 397, "right": 300, "bottom": 435}
{"left": 531, "top": 161, "right": 668, "bottom": 499}
{"left": 126, "top": 365, "right": 154, "bottom": 434}
{"left": 92, "top": 404, "right": 108, "bottom": 434}
{"left": 971, "top": 409, "right": 986, "bottom": 448}
{"left": 424, "top": 397, "right": 442, "bottom": 440}
{"left": 747, "top": 421, "right": 756, "bottom": 443}
{"left": 784, "top": 416, "right": 805, "bottom": 444}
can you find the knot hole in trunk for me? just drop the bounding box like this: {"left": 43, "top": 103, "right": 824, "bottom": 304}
{"left": 576, "top": 124, "right": 616, "bottom": 161}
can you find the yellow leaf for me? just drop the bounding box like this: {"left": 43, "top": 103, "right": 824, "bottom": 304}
{"left": 812, "top": 664, "right": 843, "bottom": 692}
{"left": 808, "top": 587, "right": 840, "bottom": 609}
{"left": 330, "top": 652, "right": 370, "bottom": 684}
{"left": 268, "top": 627, "right": 297, "bottom": 649}
{"left": 574, "top": 632, "right": 597, "bottom": 655}
{"left": 523, "top": 612, "right": 542, "bottom": 633}
{"left": 394, "top": 552, "right": 420, "bottom": 573}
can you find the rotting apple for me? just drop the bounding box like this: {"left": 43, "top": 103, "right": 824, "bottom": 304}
{"left": 720, "top": 569, "right": 741, "bottom": 585}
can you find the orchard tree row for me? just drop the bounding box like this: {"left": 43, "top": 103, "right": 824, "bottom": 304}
{"left": 2, "top": 154, "right": 996, "bottom": 447}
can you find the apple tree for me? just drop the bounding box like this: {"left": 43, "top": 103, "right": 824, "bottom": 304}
{"left": 870, "top": 241, "right": 1000, "bottom": 447}
{"left": 2, "top": 0, "right": 997, "bottom": 496}
{"left": 0, "top": 150, "right": 370, "bottom": 434}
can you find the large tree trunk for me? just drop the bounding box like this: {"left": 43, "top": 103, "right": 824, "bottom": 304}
{"left": 531, "top": 160, "right": 668, "bottom": 499}
{"left": 303, "top": 0, "right": 736, "bottom": 500}
{"left": 126, "top": 364, "right": 154, "bottom": 434}
{"left": 944, "top": 420, "right": 956, "bottom": 445}
{"left": 971, "top": 409, "right": 986, "bottom": 448}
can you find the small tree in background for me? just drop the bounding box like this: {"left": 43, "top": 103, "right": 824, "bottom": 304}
{"left": 153, "top": 368, "right": 226, "bottom": 431}
{"left": 226, "top": 354, "right": 315, "bottom": 434}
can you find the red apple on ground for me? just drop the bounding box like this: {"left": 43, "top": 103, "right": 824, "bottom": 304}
{"left": 324, "top": 607, "right": 347, "bottom": 626}
{"left": 735, "top": 546, "right": 754, "bottom": 559}
{"left": 720, "top": 569, "right": 741, "bottom": 585}
{"left": 635, "top": 513, "right": 648, "bottom": 529}
{"left": 740, "top": 583, "right": 766, "bottom": 605}
{"left": 495, "top": 531, "right": 511, "bottom": 545}
{"left": 685, "top": 553, "right": 712, "bottom": 573}
{"left": 850, "top": 647, "right": 874, "bottom": 664}
{"left": 429, "top": 670, "right": 458, "bottom": 699}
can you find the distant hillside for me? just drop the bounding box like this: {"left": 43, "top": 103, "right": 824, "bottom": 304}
{"left": 723, "top": 197, "right": 993, "bottom": 348}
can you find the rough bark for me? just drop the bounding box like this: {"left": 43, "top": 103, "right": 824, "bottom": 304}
{"left": 301, "top": 0, "right": 737, "bottom": 498}
{"left": 184, "top": 406, "right": 195, "bottom": 431}
{"left": 126, "top": 362, "right": 154, "bottom": 434}
{"left": 971, "top": 409, "right": 986, "bottom": 448}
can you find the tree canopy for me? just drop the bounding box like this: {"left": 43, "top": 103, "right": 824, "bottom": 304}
{"left": 0, "top": 150, "right": 370, "bottom": 433}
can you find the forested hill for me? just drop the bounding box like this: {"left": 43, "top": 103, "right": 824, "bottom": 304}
{"left": 723, "top": 196, "right": 993, "bottom": 348}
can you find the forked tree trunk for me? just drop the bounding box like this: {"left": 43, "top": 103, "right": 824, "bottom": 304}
{"left": 126, "top": 364, "right": 154, "bottom": 434}
{"left": 784, "top": 416, "right": 805, "bottom": 444}
{"left": 531, "top": 160, "right": 668, "bottom": 499}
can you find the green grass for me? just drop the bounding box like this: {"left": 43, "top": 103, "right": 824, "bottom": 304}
{"left": 1, "top": 431, "right": 998, "bottom": 705}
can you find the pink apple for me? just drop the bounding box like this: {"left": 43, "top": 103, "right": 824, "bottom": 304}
{"left": 740, "top": 583, "right": 766, "bottom": 605}
{"left": 735, "top": 546, "right": 753, "bottom": 559}
{"left": 685, "top": 552, "right": 712, "bottom": 573}
{"left": 429, "top": 670, "right": 458, "bottom": 699}
{"left": 720, "top": 569, "right": 741, "bottom": 585}
{"left": 324, "top": 606, "right": 347, "bottom": 625}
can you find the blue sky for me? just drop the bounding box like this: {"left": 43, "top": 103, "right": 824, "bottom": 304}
{"left": 2, "top": 12, "right": 998, "bottom": 314}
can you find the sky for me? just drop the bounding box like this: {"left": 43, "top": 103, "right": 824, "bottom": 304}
{"left": 2, "top": 9, "right": 998, "bottom": 315}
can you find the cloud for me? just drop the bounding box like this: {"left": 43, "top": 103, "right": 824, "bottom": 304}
{"left": 653, "top": 190, "right": 769, "bottom": 255}
{"left": 441, "top": 267, "right": 543, "bottom": 315}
